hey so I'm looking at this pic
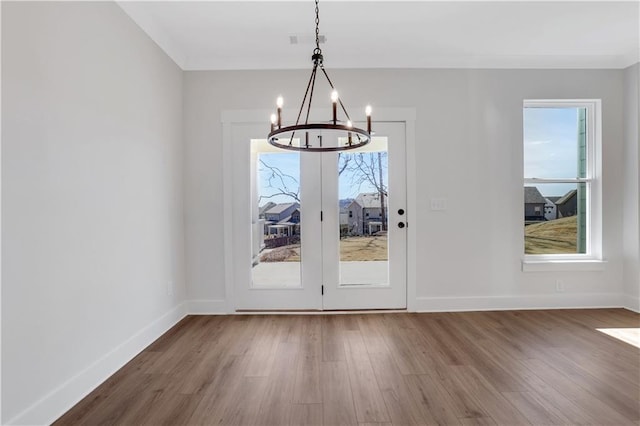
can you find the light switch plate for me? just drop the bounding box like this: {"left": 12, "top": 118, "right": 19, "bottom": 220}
{"left": 430, "top": 198, "right": 448, "bottom": 211}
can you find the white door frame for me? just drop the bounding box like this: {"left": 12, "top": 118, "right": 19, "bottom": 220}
{"left": 221, "top": 107, "right": 417, "bottom": 313}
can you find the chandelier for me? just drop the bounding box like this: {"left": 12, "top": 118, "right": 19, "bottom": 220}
{"left": 268, "top": 0, "right": 372, "bottom": 152}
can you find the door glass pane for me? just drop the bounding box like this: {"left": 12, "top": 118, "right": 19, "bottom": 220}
{"left": 337, "top": 139, "right": 389, "bottom": 286}
{"left": 524, "top": 183, "right": 587, "bottom": 254}
{"left": 252, "top": 149, "right": 302, "bottom": 288}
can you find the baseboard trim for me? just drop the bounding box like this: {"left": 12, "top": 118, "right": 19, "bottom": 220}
{"left": 185, "top": 295, "right": 633, "bottom": 315}
{"left": 623, "top": 294, "right": 640, "bottom": 313}
{"left": 415, "top": 293, "right": 625, "bottom": 312}
{"left": 6, "top": 302, "right": 188, "bottom": 426}
{"left": 187, "top": 299, "right": 228, "bottom": 314}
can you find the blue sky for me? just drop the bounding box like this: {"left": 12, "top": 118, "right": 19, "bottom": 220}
{"left": 524, "top": 107, "right": 580, "bottom": 197}
{"left": 258, "top": 152, "right": 386, "bottom": 206}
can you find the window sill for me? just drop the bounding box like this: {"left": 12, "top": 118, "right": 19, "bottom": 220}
{"left": 521, "top": 259, "right": 607, "bottom": 272}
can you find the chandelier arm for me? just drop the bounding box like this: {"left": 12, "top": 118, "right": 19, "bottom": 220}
{"left": 304, "top": 66, "right": 318, "bottom": 125}
{"left": 289, "top": 64, "right": 319, "bottom": 146}
{"left": 319, "top": 65, "right": 352, "bottom": 122}
{"left": 294, "top": 64, "right": 319, "bottom": 127}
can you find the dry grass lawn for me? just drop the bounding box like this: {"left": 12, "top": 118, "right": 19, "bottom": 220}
{"left": 525, "top": 216, "right": 578, "bottom": 254}
{"left": 261, "top": 235, "right": 388, "bottom": 262}
{"left": 340, "top": 235, "right": 388, "bottom": 261}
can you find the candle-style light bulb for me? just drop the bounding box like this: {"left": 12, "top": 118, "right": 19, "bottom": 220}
{"left": 331, "top": 90, "right": 338, "bottom": 124}
{"left": 347, "top": 120, "right": 353, "bottom": 145}
{"left": 365, "top": 105, "right": 372, "bottom": 133}
{"left": 276, "top": 96, "right": 283, "bottom": 127}
{"left": 346, "top": 120, "right": 352, "bottom": 128}
{"left": 270, "top": 113, "right": 277, "bottom": 132}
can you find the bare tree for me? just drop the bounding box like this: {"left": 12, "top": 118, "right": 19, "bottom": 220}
{"left": 259, "top": 159, "right": 300, "bottom": 203}
{"left": 259, "top": 153, "right": 387, "bottom": 231}
{"left": 338, "top": 153, "right": 350, "bottom": 176}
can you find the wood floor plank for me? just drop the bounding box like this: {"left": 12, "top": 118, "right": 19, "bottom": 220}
{"left": 501, "top": 391, "right": 572, "bottom": 425}
{"left": 321, "top": 361, "right": 358, "bottom": 426}
{"left": 217, "top": 377, "right": 267, "bottom": 425}
{"left": 378, "top": 317, "right": 430, "bottom": 375}
{"left": 459, "top": 416, "right": 498, "bottom": 425}
{"left": 550, "top": 346, "right": 640, "bottom": 416}
{"left": 293, "top": 316, "right": 322, "bottom": 404}
{"left": 290, "top": 403, "right": 323, "bottom": 425}
{"left": 53, "top": 310, "right": 640, "bottom": 426}
{"left": 322, "top": 315, "right": 347, "bottom": 361}
{"left": 256, "top": 341, "right": 300, "bottom": 425}
{"left": 521, "top": 357, "right": 636, "bottom": 425}
{"left": 355, "top": 314, "right": 389, "bottom": 355}
{"left": 448, "top": 365, "right": 531, "bottom": 425}
{"left": 437, "top": 313, "right": 533, "bottom": 392}
{"left": 244, "top": 316, "right": 284, "bottom": 377}
{"left": 343, "top": 330, "right": 390, "bottom": 424}
{"left": 403, "top": 373, "right": 462, "bottom": 425}
{"left": 186, "top": 354, "right": 251, "bottom": 424}
{"left": 368, "top": 352, "right": 426, "bottom": 425}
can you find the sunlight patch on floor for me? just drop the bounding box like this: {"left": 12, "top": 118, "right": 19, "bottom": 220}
{"left": 596, "top": 328, "right": 640, "bottom": 348}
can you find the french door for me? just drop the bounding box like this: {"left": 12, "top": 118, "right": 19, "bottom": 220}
{"left": 230, "top": 121, "right": 406, "bottom": 310}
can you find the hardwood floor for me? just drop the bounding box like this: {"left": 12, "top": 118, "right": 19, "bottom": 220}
{"left": 54, "top": 309, "right": 640, "bottom": 425}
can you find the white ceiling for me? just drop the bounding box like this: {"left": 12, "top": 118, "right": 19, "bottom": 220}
{"left": 118, "top": 1, "right": 640, "bottom": 70}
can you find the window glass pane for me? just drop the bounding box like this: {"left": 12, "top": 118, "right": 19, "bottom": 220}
{"left": 252, "top": 151, "right": 302, "bottom": 288}
{"left": 524, "top": 107, "right": 586, "bottom": 179}
{"left": 524, "top": 183, "right": 587, "bottom": 254}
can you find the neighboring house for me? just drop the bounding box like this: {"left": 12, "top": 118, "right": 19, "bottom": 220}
{"left": 524, "top": 186, "right": 546, "bottom": 221}
{"left": 347, "top": 192, "right": 388, "bottom": 235}
{"left": 544, "top": 197, "right": 558, "bottom": 221}
{"left": 263, "top": 202, "right": 300, "bottom": 237}
{"left": 346, "top": 200, "right": 365, "bottom": 235}
{"left": 339, "top": 199, "right": 354, "bottom": 226}
{"left": 556, "top": 189, "right": 578, "bottom": 218}
{"left": 258, "top": 201, "right": 276, "bottom": 219}
{"left": 264, "top": 202, "right": 299, "bottom": 223}
{"left": 290, "top": 208, "right": 300, "bottom": 224}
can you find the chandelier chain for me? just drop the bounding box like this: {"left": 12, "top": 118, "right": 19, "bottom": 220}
{"left": 315, "top": 0, "right": 320, "bottom": 51}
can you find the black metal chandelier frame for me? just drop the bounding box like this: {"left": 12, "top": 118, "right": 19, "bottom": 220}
{"left": 267, "top": 0, "right": 371, "bottom": 152}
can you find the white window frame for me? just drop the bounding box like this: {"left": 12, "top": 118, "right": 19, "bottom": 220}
{"left": 522, "top": 100, "right": 603, "bottom": 271}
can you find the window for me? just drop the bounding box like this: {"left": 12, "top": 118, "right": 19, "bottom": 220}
{"left": 523, "top": 100, "right": 601, "bottom": 261}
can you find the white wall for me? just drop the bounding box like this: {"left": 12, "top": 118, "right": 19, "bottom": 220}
{"left": 184, "top": 68, "right": 626, "bottom": 310}
{"left": 2, "top": 2, "right": 186, "bottom": 424}
{"left": 623, "top": 63, "right": 640, "bottom": 311}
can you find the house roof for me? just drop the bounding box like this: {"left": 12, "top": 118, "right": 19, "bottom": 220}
{"left": 524, "top": 187, "right": 546, "bottom": 204}
{"left": 547, "top": 196, "right": 561, "bottom": 204}
{"left": 259, "top": 202, "right": 276, "bottom": 215}
{"left": 339, "top": 199, "right": 354, "bottom": 213}
{"left": 555, "top": 189, "right": 577, "bottom": 205}
{"left": 264, "top": 202, "right": 299, "bottom": 215}
{"left": 355, "top": 192, "right": 388, "bottom": 209}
